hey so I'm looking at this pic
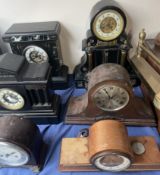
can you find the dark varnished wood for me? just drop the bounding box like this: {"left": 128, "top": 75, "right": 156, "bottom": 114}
{"left": 66, "top": 64, "right": 156, "bottom": 126}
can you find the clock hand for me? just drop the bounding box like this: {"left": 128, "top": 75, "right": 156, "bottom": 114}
{"left": 6, "top": 152, "right": 16, "bottom": 158}
{"left": 103, "top": 89, "right": 111, "bottom": 99}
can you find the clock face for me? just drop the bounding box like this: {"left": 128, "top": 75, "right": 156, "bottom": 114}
{"left": 23, "top": 45, "right": 48, "bottom": 64}
{"left": 93, "top": 85, "right": 129, "bottom": 111}
{"left": 92, "top": 9, "right": 125, "bottom": 41}
{"left": 0, "top": 89, "right": 25, "bottom": 110}
{"left": 0, "top": 142, "right": 29, "bottom": 166}
{"left": 94, "top": 153, "right": 131, "bottom": 172}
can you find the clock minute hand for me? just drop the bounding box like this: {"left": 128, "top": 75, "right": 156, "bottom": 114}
{"left": 103, "top": 89, "right": 111, "bottom": 99}
{"left": 6, "top": 152, "right": 16, "bottom": 158}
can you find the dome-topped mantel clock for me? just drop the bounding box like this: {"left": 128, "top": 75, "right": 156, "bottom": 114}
{"left": 74, "top": 0, "right": 139, "bottom": 88}
{"left": 66, "top": 64, "right": 155, "bottom": 126}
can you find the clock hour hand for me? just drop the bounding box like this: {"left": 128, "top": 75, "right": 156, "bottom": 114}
{"left": 6, "top": 152, "right": 16, "bottom": 158}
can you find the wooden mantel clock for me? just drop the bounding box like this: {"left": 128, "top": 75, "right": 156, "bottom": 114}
{"left": 60, "top": 120, "right": 160, "bottom": 172}
{"left": 66, "top": 63, "right": 155, "bottom": 126}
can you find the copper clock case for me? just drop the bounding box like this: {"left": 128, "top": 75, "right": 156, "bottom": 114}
{"left": 60, "top": 120, "right": 160, "bottom": 172}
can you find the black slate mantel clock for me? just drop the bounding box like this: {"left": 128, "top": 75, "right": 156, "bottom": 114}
{"left": 74, "top": 0, "right": 139, "bottom": 88}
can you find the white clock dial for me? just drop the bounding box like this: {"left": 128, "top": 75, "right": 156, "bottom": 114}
{"left": 94, "top": 153, "right": 131, "bottom": 172}
{"left": 92, "top": 9, "right": 124, "bottom": 41}
{"left": 94, "top": 85, "right": 129, "bottom": 111}
{"left": 24, "top": 45, "right": 48, "bottom": 64}
{"left": 0, "top": 142, "right": 29, "bottom": 166}
{"left": 0, "top": 89, "right": 25, "bottom": 110}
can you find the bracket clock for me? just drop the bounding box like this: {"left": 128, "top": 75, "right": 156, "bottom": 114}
{"left": 74, "top": 0, "right": 139, "bottom": 88}
{"left": 0, "top": 53, "right": 60, "bottom": 124}
{"left": 3, "top": 21, "right": 68, "bottom": 89}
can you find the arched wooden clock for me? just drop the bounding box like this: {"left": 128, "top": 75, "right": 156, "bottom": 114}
{"left": 74, "top": 0, "right": 139, "bottom": 88}
{"left": 66, "top": 63, "right": 155, "bottom": 126}
{"left": 0, "top": 116, "right": 44, "bottom": 172}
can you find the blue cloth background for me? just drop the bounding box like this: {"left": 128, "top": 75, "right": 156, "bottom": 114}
{"left": 0, "top": 86, "right": 160, "bottom": 175}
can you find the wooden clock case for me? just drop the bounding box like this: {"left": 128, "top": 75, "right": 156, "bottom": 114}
{"left": 60, "top": 120, "right": 160, "bottom": 172}
{"left": 66, "top": 63, "right": 155, "bottom": 126}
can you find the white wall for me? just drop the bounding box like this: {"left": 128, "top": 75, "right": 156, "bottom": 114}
{"left": 0, "top": 0, "right": 160, "bottom": 73}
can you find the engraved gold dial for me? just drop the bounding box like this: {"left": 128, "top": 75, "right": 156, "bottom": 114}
{"left": 92, "top": 9, "right": 125, "bottom": 41}
{"left": 0, "top": 89, "right": 25, "bottom": 110}
{"left": 93, "top": 85, "right": 129, "bottom": 111}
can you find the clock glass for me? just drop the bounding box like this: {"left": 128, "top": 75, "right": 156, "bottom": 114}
{"left": 23, "top": 45, "right": 48, "bottom": 64}
{"left": 94, "top": 153, "right": 131, "bottom": 172}
{"left": 92, "top": 9, "right": 125, "bottom": 41}
{"left": 93, "top": 85, "right": 129, "bottom": 111}
{"left": 0, "top": 142, "right": 29, "bottom": 166}
{"left": 0, "top": 89, "right": 25, "bottom": 110}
